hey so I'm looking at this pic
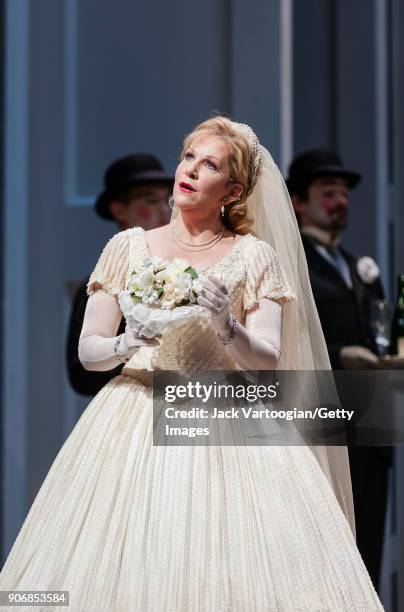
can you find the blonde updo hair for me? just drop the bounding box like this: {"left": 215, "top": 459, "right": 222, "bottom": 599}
{"left": 181, "top": 116, "right": 259, "bottom": 235}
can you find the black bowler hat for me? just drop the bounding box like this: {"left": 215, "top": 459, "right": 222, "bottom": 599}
{"left": 285, "top": 149, "right": 362, "bottom": 194}
{"left": 95, "top": 153, "right": 174, "bottom": 220}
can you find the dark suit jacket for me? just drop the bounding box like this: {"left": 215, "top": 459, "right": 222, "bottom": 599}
{"left": 301, "top": 234, "right": 392, "bottom": 454}
{"left": 66, "top": 279, "right": 125, "bottom": 397}
{"left": 301, "top": 235, "right": 384, "bottom": 368}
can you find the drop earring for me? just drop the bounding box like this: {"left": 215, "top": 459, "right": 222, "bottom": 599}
{"left": 221, "top": 194, "right": 230, "bottom": 216}
{"left": 169, "top": 196, "right": 175, "bottom": 209}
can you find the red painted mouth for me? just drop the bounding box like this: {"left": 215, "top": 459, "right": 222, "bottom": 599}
{"left": 179, "top": 181, "right": 196, "bottom": 193}
{"left": 322, "top": 202, "right": 348, "bottom": 214}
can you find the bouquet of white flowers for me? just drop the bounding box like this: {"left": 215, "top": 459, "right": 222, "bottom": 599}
{"left": 118, "top": 256, "right": 207, "bottom": 338}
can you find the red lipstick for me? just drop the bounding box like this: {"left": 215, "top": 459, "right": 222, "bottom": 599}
{"left": 179, "top": 181, "right": 196, "bottom": 193}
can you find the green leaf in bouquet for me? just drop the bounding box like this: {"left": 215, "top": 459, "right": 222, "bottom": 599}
{"left": 130, "top": 293, "right": 142, "bottom": 303}
{"left": 185, "top": 266, "right": 198, "bottom": 279}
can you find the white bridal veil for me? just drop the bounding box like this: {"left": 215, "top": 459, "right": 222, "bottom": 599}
{"left": 247, "top": 142, "right": 355, "bottom": 535}
{"left": 172, "top": 121, "right": 356, "bottom": 535}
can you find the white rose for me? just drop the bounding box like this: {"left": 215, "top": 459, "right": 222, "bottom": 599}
{"left": 174, "top": 271, "right": 192, "bottom": 287}
{"left": 160, "top": 285, "right": 177, "bottom": 309}
{"left": 172, "top": 272, "right": 194, "bottom": 302}
{"left": 173, "top": 291, "right": 187, "bottom": 305}
{"left": 356, "top": 256, "right": 380, "bottom": 284}
{"left": 154, "top": 268, "right": 170, "bottom": 283}
{"left": 154, "top": 258, "right": 194, "bottom": 284}
{"left": 137, "top": 270, "right": 154, "bottom": 289}
{"left": 150, "top": 256, "right": 167, "bottom": 271}
{"left": 171, "top": 258, "right": 192, "bottom": 273}
{"left": 158, "top": 263, "right": 181, "bottom": 284}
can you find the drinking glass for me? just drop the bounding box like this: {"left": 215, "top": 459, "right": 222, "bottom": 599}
{"left": 370, "top": 299, "right": 393, "bottom": 356}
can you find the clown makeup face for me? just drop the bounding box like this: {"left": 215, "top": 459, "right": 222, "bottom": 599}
{"left": 109, "top": 185, "right": 170, "bottom": 231}
{"left": 294, "top": 177, "right": 350, "bottom": 234}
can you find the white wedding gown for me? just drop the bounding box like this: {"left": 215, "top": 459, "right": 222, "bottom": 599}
{"left": 0, "top": 228, "right": 384, "bottom": 611}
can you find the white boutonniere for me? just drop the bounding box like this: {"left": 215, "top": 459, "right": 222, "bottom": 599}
{"left": 356, "top": 256, "right": 380, "bottom": 284}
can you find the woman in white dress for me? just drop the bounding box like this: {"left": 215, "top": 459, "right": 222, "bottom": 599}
{"left": 0, "top": 117, "right": 384, "bottom": 611}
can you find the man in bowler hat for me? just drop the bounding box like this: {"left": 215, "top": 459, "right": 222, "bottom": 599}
{"left": 286, "top": 150, "right": 392, "bottom": 591}
{"left": 66, "top": 154, "right": 173, "bottom": 396}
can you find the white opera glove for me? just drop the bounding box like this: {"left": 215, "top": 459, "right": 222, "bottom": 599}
{"left": 339, "top": 345, "right": 380, "bottom": 370}
{"left": 197, "top": 275, "right": 282, "bottom": 370}
{"left": 197, "top": 275, "right": 231, "bottom": 333}
{"left": 121, "top": 323, "right": 160, "bottom": 351}
{"left": 79, "top": 292, "right": 159, "bottom": 372}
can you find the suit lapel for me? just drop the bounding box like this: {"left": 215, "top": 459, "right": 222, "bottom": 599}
{"left": 340, "top": 247, "right": 366, "bottom": 310}
{"left": 301, "top": 235, "right": 351, "bottom": 292}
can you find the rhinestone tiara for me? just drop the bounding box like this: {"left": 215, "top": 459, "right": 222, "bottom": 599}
{"left": 231, "top": 121, "right": 263, "bottom": 196}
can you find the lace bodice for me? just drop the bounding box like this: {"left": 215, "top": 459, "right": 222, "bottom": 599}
{"left": 87, "top": 226, "right": 295, "bottom": 374}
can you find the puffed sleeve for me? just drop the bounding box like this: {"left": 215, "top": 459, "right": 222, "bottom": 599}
{"left": 243, "top": 239, "right": 296, "bottom": 311}
{"left": 86, "top": 229, "right": 131, "bottom": 298}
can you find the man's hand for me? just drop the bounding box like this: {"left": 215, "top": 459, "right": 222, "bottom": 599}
{"left": 339, "top": 345, "right": 380, "bottom": 370}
